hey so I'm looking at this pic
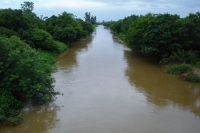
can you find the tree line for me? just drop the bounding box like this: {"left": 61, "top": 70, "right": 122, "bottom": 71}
{"left": 104, "top": 12, "right": 200, "bottom": 82}
{"left": 0, "top": 1, "right": 95, "bottom": 125}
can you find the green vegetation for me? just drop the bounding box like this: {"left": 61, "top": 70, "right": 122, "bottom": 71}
{"left": 84, "top": 12, "right": 97, "bottom": 24}
{"left": 0, "top": 36, "right": 57, "bottom": 125}
{"left": 39, "top": 50, "right": 56, "bottom": 64}
{"left": 184, "top": 73, "right": 200, "bottom": 83}
{"left": 0, "top": 1, "right": 94, "bottom": 125}
{"left": 165, "top": 64, "right": 192, "bottom": 75}
{"left": 104, "top": 12, "right": 200, "bottom": 82}
{"left": 165, "top": 64, "right": 200, "bottom": 83}
{"left": 45, "top": 12, "right": 93, "bottom": 43}
{"left": 54, "top": 41, "right": 68, "bottom": 53}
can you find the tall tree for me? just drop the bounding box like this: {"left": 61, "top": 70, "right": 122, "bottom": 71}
{"left": 85, "top": 12, "right": 91, "bottom": 22}
{"left": 21, "top": 1, "right": 34, "bottom": 12}
{"left": 84, "top": 12, "right": 97, "bottom": 24}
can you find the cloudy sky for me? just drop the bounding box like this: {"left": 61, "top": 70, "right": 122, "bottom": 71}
{"left": 1, "top": 0, "right": 200, "bottom": 21}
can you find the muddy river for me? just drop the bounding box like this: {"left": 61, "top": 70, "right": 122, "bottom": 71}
{"left": 1, "top": 25, "right": 200, "bottom": 133}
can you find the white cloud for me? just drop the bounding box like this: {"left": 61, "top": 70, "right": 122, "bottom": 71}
{"left": 36, "top": 0, "right": 107, "bottom": 8}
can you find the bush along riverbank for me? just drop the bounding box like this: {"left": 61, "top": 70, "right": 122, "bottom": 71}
{"left": 0, "top": 1, "right": 95, "bottom": 125}
{"left": 103, "top": 12, "right": 200, "bottom": 83}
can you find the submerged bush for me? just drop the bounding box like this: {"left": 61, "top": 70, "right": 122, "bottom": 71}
{"left": 0, "top": 89, "right": 24, "bottom": 125}
{"left": 0, "top": 36, "right": 58, "bottom": 124}
{"left": 165, "top": 64, "right": 192, "bottom": 75}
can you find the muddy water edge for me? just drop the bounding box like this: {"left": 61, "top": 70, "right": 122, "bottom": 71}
{"left": 1, "top": 25, "right": 200, "bottom": 133}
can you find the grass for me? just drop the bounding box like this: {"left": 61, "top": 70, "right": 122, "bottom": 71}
{"left": 39, "top": 41, "right": 68, "bottom": 65}
{"left": 0, "top": 90, "right": 23, "bottom": 125}
{"left": 184, "top": 73, "right": 200, "bottom": 83}
{"left": 54, "top": 41, "right": 68, "bottom": 53}
{"left": 116, "top": 33, "right": 126, "bottom": 41}
{"left": 39, "top": 50, "right": 56, "bottom": 64}
{"left": 165, "top": 64, "right": 192, "bottom": 75}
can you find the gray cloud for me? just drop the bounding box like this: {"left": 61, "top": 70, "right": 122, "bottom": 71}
{"left": 1, "top": 0, "right": 200, "bottom": 21}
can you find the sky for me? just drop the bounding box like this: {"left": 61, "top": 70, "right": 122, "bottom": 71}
{"left": 1, "top": 0, "right": 200, "bottom": 22}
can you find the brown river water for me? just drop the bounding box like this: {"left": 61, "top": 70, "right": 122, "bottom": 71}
{"left": 1, "top": 25, "right": 200, "bottom": 133}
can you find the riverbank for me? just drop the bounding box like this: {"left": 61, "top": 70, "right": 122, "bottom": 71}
{"left": 110, "top": 28, "right": 200, "bottom": 83}
{"left": 164, "top": 64, "right": 200, "bottom": 83}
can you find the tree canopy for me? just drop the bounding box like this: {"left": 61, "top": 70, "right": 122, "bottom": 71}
{"left": 0, "top": 1, "right": 94, "bottom": 125}
{"left": 104, "top": 12, "right": 200, "bottom": 65}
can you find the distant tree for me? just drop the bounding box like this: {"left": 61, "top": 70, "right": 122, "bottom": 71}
{"left": 91, "top": 15, "right": 97, "bottom": 24}
{"left": 21, "top": 1, "right": 34, "bottom": 12}
{"left": 84, "top": 12, "right": 97, "bottom": 24}
{"left": 85, "top": 12, "right": 90, "bottom": 22}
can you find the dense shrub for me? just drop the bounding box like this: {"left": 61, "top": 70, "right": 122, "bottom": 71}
{"left": 0, "top": 9, "right": 30, "bottom": 31}
{"left": 105, "top": 12, "right": 200, "bottom": 68}
{"left": 45, "top": 12, "right": 93, "bottom": 43}
{"left": 160, "top": 50, "right": 199, "bottom": 65}
{"left": 0, "top": 3, "right": 93, "bottom": 125}
{"left": 0, "top": 89, "right": 23, "bottom": 125}
{"left": 0, "top": 27, "right": 19, "bottom": 37}
{"left": 0, "top": 36, "right": 58, "bottom": 124}
{"left": 31, "top": 28, "right": 57, "bottom": 52}
{"left": 183, "top": 73, "right": 200, "bottom": 82}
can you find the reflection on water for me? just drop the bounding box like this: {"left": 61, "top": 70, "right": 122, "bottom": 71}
{"left": 124, "top": 50, "right": 200, "bottom": 116}
{"left": 0, "top": 100, "right": 59, "bottom": 133}
{"left": 1, "top": 25, "right": 200, "bottom": 133}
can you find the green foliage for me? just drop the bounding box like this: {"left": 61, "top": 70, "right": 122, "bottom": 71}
{"left": 103, "top": 22, "right": 114, "bottom": 28}
{"left": 45, "top": 13, "right": 93, "bottom": 43}
{"left": 173, "top": 12, "right": 200, "bottom": 51}
{"left": 0, "top": 36, "right": 58, "bottom": 101}
{"left": 160, "top": 50, "right": 199, "bottom": 64}
{"left": 165, "top": 64, "right": 192, "bottom": 75}
{"left": 79, "top": 20, "right": 93, "bottom": 34}
{"left": 0, "top": 9, "right": 30, "bottom": 32}
{"left": 184, "top": 73, "right": 200, "bottom": 82}
{"left": 23, "top": 11, "right": 46, "bottom": 29}
{"left": 126, "top": 13, "right": 154, "bottom": 50}
{"left": 85, "top": 12, "right": 97, "bottom": 24}
{"left": 142, "top": 14, "right": 180, "bottom": 55}
{"left": 105, "top": 12, "right": 200, "bottom": 71}
{"left": 121, "top": 15, "right": 138, "bottom": 34}
{"left": 0, "top": 89, "right": 23, "bottom": 125}
{"left": 31, "top": 28, "right": 57, "bottom": 52}
{"left": 54, "top": 41, "right": 68, "bottom": 53}
{"left": 39, "top": 50, "right": 56, "bottom": 64}
{"left": 195, "top": 61, "right": 200, "bottom": 68}
{"left": 0, "top": 36, "right": 58, "bottom": 124}
{"left": 0, "top": 1, "right": 92, "bottom": 125}
{"left": 0, "top": 27, "right": 19, "bottom": 37}
{"left": 21, "top": 1, "right": 34, "bottom": 12}
{"left": 38, "top": 41, "right": 68, "bottom": 65}
{"left": 110, "top": 20, "right": 123, "bottom": 33}
{"left": 117, "top": 33, "right": 126, "bottom": 41}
